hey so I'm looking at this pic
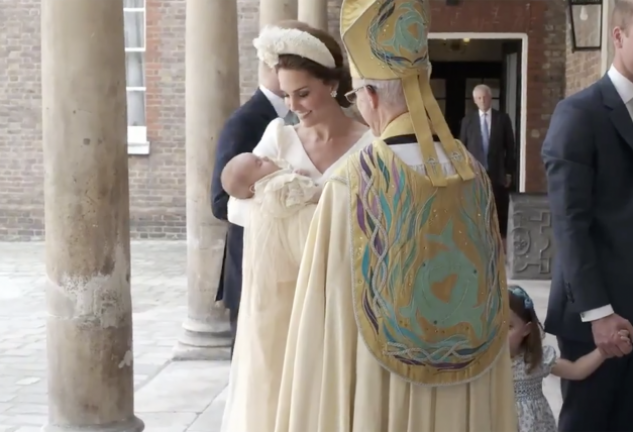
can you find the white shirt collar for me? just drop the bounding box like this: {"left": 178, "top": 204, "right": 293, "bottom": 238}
{"left": 479, "top": 109, "right": 491, "bottom": 117}
{"left": 608, "top": 65, "right": 633, "bottom": 105}
{"left": 259, "top": 85, "right": 289, "bottom": 118}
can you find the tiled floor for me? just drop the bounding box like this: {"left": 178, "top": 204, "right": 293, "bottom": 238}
{"left": 0, "top": 241, "right": 190, "bottom": 431}
{"left": 0, "top": 241, "right": 562, "bottom": 431}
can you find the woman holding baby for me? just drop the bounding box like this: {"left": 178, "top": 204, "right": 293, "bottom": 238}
{"left": 219, "top": 21, "right": 373, "bottom": 432}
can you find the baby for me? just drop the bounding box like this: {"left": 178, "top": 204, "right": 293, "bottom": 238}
{"left": 222, "top": 152, "right": 320, "bottom": 279}
{"left": 221, "top": 152, "right": 319, "bottom": 202}
{"left": 221, "top": 153, "right": 282, "bottom": 200}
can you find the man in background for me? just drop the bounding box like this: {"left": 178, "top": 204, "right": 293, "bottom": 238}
{"left": 459, "top": 84, "right": 515, "bottom": 241}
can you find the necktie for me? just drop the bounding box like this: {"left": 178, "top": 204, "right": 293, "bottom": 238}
{"left": 283, "top": 111, "right": 298, "bottom": 125}
{"left": 480, "top": 113, "right": 489, "bottom": 169}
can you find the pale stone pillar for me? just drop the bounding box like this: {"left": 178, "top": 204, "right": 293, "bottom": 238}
{"left": 298, "top": 0, "right": 328, "bottom": 30}
{"left": 173, "top": 0, "right": 240, "bottom": 361}
{"left": 41, "top": 1, "right": 143, "bottom": 431}
{"left": 260, "top": 0, "right": 298, "bottom": 28}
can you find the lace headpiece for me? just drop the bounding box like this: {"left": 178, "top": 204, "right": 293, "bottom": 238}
{"left": 253, "top": 26, "right": 336, "bottom": 69}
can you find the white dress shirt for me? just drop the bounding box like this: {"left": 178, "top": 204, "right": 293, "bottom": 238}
{"left": 608, "top": 66, "right": 633, "bottom": 118}
{"left": 578, "top": 66, "right": 633, "bottom": 322}
{"left": 260, "top": 85, "right": 289, "bottom": 119}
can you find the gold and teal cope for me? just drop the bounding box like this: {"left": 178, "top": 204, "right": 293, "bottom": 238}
{"left": 337, "top": 0, "right": 510, "bottom": 386}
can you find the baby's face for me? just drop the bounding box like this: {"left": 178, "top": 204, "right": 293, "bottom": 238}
{"left": 238, "top": 154, "right": 280, "bottom": 185}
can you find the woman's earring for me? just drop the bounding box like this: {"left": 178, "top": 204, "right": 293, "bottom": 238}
{"left": 330, "top": 90, "right": 338, "bottom": 98}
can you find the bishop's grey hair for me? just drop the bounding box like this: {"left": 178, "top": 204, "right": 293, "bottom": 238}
{"left": 355, "top": 78, "right": 408, "bottom": 112}
{"left": 355, "top": 64, "right": 435, "bottom": 113}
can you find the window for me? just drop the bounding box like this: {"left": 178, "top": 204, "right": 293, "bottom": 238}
{"left": 124, "top": 0, "right": 148, "bottom": 154}
{"left": 464, "top": 78, "right": 500, "bottom": 117}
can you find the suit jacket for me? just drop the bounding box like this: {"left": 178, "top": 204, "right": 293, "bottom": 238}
{"left": 459, "top": 109, "right": 515, "bottom": 186}
{"left": 542, "top": 75, "right": 633, "bottom": 342}
{"left": 211, "top": 89, "right": 278, "bottom": 311}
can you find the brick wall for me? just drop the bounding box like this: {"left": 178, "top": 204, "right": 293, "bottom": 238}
{"left": 0, "top": 0, "right": 566, "bottom": 240}
{"left": 130, "top": 0, "right": 186, "bottom": 240}
{"left": 564, "top": 3, "right": 602, "bottom": 96}
{"left": 0, "top": 0, "right": 44, "bottom": 240}
{"left": 238, "top": 0, "right": 261, "bottom": 100}
{"left": 565, "top": 38, "right": 601, "bottom": 97}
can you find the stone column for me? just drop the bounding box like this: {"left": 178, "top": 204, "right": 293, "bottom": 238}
{"left": 41, "top": 1, "right": 143, "bottom": 431}
{"left": 173, "top": 0, "right": 240, "bottom": 361}
{"left": 260, "top": 0, "right": 298, "bottom": 28}
{"left": 298, "top": 0, "right": 328, "bottom": 30}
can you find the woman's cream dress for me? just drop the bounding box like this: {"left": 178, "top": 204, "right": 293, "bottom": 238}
{"left": 220, "top": 118, "right": 373, "bottom": 432}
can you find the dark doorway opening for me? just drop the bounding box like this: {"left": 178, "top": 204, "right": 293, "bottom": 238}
{"left": 430, "top": 61, "right": 502, "bottom": 137}
{"left": 429, "top": 38, "right": 522, "bottom": 192}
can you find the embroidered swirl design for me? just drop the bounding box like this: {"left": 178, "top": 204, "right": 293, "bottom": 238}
{"left": 367, "top": 0, "right": 430, "bottom": 74}
{"left": 350, "top": 144, "right": 506, "bottom": 383}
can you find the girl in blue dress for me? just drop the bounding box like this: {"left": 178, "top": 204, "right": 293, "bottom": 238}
{"left": 508, "top": 285, "right": 631, "bottom": 432}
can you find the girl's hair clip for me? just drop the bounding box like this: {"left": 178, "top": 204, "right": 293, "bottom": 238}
{"left": 509, "top": 285, "right": 534, "bottom": 310}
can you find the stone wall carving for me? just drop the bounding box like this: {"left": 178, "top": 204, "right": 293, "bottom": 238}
{"left": 506, "top": 193, "right": 554, "bottom": 280}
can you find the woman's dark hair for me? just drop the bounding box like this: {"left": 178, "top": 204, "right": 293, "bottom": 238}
{"left": 274, "top": 20, "right": 352, "bottom": 108}
{"left": 508, "top": 286, "right": 543, "bottom": 373}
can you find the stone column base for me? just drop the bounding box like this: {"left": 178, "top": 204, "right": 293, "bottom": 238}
{"left": 43, "top": 416, "right": 144, "bottom": 432}
{"left": 172, "top": 317, "right": 231, "bottom": 361}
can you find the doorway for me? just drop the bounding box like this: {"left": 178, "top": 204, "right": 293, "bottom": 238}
{"left": 429, "top": 37, "right": 523, "bottom": 192}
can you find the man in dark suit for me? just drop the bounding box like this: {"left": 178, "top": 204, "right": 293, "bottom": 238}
{"left": 459, "top": 84, "right": 515, "bottom": 240}
{"left": 542, "top": 2, "right": 633, "bottom": 430}
{"left": 211, "top": 61, "right": 292, "bottom": 356}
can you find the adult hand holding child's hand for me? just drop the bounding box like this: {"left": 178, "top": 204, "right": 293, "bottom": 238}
{"left": 592, "top": 315, "right": 633, "bottom": 357}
